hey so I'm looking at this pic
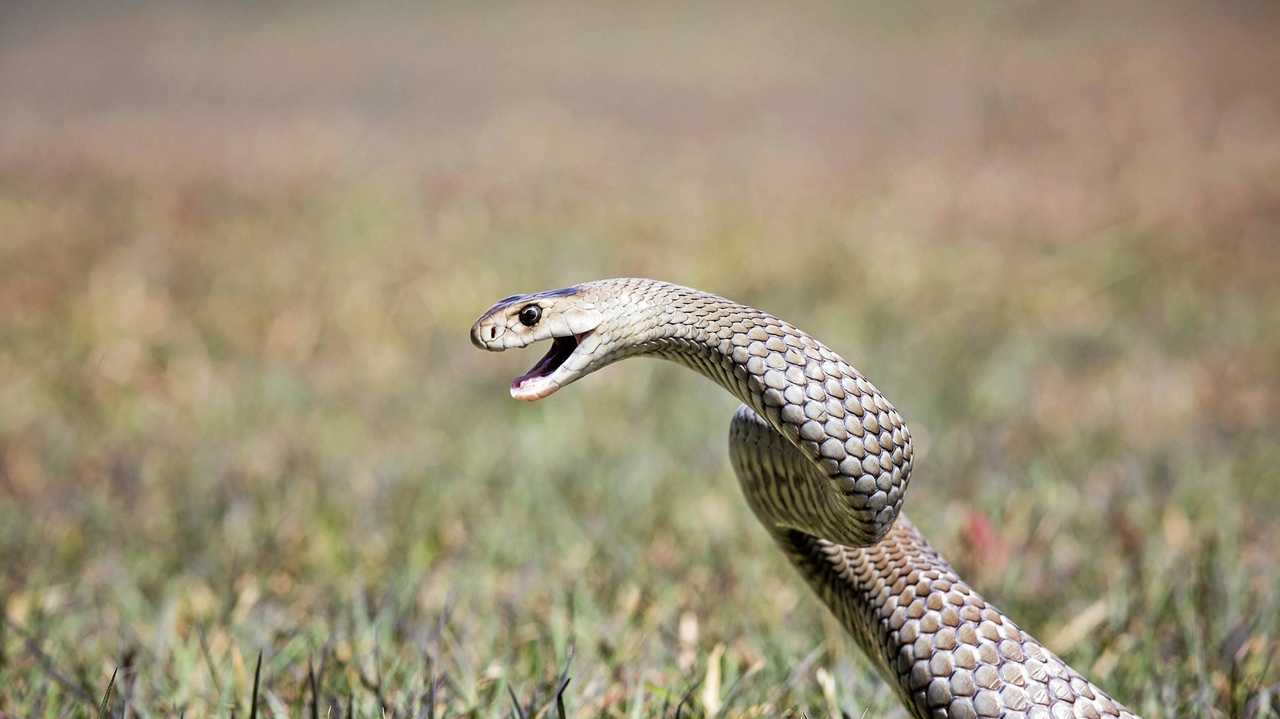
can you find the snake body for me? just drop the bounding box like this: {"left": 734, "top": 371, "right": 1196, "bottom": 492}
{"left": 471, "top": 278, "right": 1138, "bottom": 718}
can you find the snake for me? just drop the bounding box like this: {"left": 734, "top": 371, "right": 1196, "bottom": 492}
{"left": 470, "top": 278, "right": 1139, "bottom": 719}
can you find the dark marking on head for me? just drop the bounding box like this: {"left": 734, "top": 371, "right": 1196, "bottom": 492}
{"left": 535, "top": 286, "right": 580, "bottom": 300}
{"left": 480, "top": 286, "right": 580, "bottom": 320}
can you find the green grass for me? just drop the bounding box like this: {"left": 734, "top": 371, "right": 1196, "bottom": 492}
{"left": 2, "top": 4, "right": 1279, "bottom": 717}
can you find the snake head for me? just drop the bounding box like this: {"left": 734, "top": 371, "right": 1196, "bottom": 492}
{"left": 470, "top": 284, "right": 607, "bottom": 401}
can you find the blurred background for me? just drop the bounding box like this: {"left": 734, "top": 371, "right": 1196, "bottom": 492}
{"left": 1, "top": 2, "right": 1278, "bottom": 717}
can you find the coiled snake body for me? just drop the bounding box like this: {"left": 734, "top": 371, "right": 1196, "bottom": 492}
{"left": 471, "top": 278, "right": 1138, "bottom": 719}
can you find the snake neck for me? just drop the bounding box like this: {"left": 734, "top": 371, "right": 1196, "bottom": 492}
{"left": 589, "top": 279, "right": 915, "bottom": 545}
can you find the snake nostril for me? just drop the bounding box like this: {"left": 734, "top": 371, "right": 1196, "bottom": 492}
{"left": 487, "top": 326, "right": 497, "bottom": 341}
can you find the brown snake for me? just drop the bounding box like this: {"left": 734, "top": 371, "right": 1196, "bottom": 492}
{"left": 470, "top": 278, "right": 1139, "bottom": 718}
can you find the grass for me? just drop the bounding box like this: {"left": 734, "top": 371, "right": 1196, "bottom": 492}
{"left": 1, "top": 3, "right": 1279, "bottom": 717}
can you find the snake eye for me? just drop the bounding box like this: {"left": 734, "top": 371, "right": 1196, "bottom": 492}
{"left": 518, "top": 305, "right": 542, "bottom": 327}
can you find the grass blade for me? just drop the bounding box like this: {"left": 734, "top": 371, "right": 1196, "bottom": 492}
{"left": 99, "top": 667, "right": 118, "bottom": 719}
{"left": 307, "top": 657, "right": 320, "bottom": 719}
{"left": 507, "top": 684, "right": 527, "bottom": 719}
{"left": 554, "top": 676, "right": 571, "bottom": 719}
{"left": 248, "top": 650, "right": 262, "bottom": 719}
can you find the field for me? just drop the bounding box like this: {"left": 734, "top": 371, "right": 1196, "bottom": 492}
{"left": 1, "top": 3, "right": 1279, "bottom": 717}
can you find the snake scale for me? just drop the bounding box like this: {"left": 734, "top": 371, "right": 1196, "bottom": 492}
{"left": 471, "top": 278, "right": 1138, "bottom": 719}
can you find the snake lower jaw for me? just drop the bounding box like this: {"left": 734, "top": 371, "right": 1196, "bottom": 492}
{"left": 510, "top": 374, "right": 561, "bottom": 401}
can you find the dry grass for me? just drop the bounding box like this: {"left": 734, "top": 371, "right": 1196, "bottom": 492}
{"left": 1, "top": 2, "right": 1278, "bottom": 717}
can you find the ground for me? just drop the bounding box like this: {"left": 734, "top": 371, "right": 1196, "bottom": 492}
{"left": 1, "top": 3, "right": 1278, "bottom": 717}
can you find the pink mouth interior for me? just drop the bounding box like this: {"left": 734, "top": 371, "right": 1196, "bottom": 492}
{"left": 511, "top": 335, "right": 580, "bottom": 391}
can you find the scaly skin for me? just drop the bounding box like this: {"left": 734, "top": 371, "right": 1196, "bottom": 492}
{"left": 471, "top": 278, "right": 1139, "bottom": 719}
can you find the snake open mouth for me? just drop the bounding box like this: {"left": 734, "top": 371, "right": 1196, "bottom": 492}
{"left": 510, "top": 333, "right": 587, "bottom": 400}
